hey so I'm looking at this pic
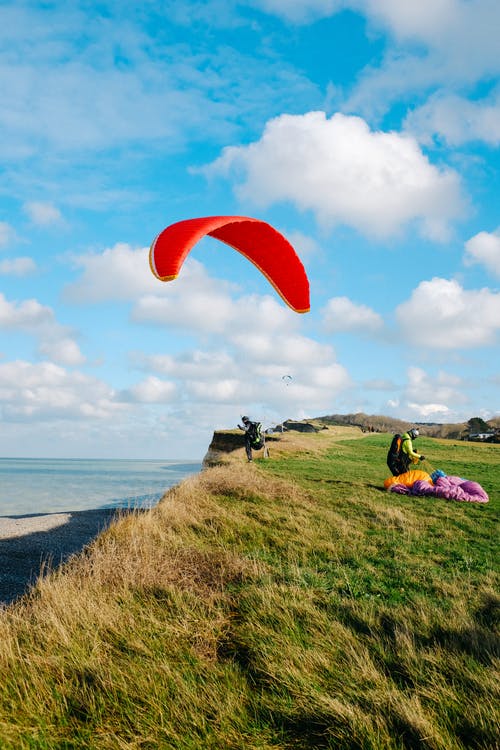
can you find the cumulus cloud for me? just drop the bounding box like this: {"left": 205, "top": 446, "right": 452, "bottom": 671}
{"left": 364, "top": 378, "right": 396, "bottom": 391}
{"left": 0, "top": 294, "right": 56, "bottom": 330}
{"left": 464, "top": 230, "right": 500, "bottom": 278}
{"left": 133, "top": 264, "right": 288, "bottom": 336}
{"left": 245, "top": 0, "right": 341, "bottom": 23}
{"left": 38, "top": 338, "right": 86, "bottom": 367}
{"left": 405, "top": 91, "right": 500, "bottom": 146}
{"left": 399, "top": 366, "right": 467, "bottom": 421}
{"left": 0, "top": 257, "right": 36, "bottom": 275}
{"left": 64, "top": 242, "right": 351, "bottom": 419}
{"left": 66, "top": 245, "right": 240, "bottom": 313}
{"left": 203, "top": 112, "right": 465, "bottom": 240}
{"left": 396, "top": 278, "right": 500, "bottom": 348}
{"left": 246, "top": 0, "right": 500, "bottom": 105}
{"left": 246, "top": 0, "right": 455, "bottom": 30}
{"left": 0, "top": 293, "right": 85, "bottom": 365}
{"left": 136, "top": 291, "right": 351, "bottom": 418}
{"left": 187, "top": 378, "right": 244, "bottom": 403}
{"left": 359, "top": 0, "right": 459, "bottom": 40}
{"left": 283, "top": 229, "right": 321, "bottom": 260}
{"left": 142, "top": 350, "right": 237, "bottom": 380}
{"left": 0, "top": 360, "right": 120, "bottom": 420}
{"left": 65, "top": 244, "right": 160, "bottom": 302}
{"left": 24, "top": 201, "right": 63, "bottom": 226}
{"left": 406, "top": 402, "right": 454, "bottom": 419}
{"left": 382, "top": 365, "right": 469, "bottom": 423}
{"left": 230, "top": 330, "right": 327, "bottom": 363}
{"left": 0, "top": 221, "right": 16, "bottom": 248}
{"left": 322, "top": 296, "right": 383, "bottom": 334}
{"left": 342, "top": 1, "right": 500, "bottom": 119}
{"left": 405, "top": 365, "right": 464, "bottom": 404}
{"left": 121, "top": 376, "right": 177, "bottom": 404}
{"left": 0, "top": 1, "right": 322, "bottom": 171}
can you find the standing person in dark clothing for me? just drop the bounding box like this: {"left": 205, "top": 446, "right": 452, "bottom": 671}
{"left": 238, "top": 416, "right": 264, "bottom": 462}
{"left": 387, "top": 427, "right": 425, "bottom": 476}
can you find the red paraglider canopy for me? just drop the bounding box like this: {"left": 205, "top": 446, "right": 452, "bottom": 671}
{"left": 149, "top": 215, "right": 310, "bottom": 313}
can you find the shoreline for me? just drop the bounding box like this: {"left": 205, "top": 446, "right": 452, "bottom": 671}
{"left": 0, "top": 508, "right": 124, "bottom": 606}
{"left": 0, "top": 442, "right": 226, "bottom": 607}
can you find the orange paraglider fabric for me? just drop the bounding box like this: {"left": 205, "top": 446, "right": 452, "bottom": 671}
{"left": 384, "top": 470, "right": 433, "bottom": 490}
{"left": 149, "top": 216, "right": 310, "bottom": 313}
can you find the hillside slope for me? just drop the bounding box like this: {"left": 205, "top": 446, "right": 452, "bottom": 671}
{"left": 0, "top": 427, "right": 497, "bottom": 749}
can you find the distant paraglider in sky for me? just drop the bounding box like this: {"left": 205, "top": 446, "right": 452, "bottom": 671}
{"left": 149, "top": 215, "right": 310, "bottom": 313}
{"left": 282, "top": 375, "right": 292, "bottom": 386}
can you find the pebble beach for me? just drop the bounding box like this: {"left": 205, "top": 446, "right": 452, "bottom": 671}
{"left": 0, "top": 508, "right": 121, "bottom": 606}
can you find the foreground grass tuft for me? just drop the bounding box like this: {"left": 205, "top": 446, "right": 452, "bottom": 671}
{"left": 0, "top": 428, "right": 498, "bottom": 748}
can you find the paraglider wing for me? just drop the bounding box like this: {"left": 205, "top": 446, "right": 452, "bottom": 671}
{"left": 149, "top": 216, "right": 310, "bottom": 313}
{"left": 385, "top": 470, "right": 489, "bottom": 503}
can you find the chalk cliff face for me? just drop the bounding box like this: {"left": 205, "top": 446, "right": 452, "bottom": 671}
{"left": 202, "top": 431, "right": 245, "bottom": 467}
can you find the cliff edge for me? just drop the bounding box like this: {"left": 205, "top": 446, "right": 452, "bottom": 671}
{"left": 202, "top": 430, "right": 247, "bottom": 467}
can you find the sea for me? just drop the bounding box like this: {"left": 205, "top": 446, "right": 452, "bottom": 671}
{"left": 0, "top": 457, "right": 203, "bottom": 517}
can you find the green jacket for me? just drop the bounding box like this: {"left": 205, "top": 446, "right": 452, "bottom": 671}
{"left": 401, "top": 432, "right": 422, "bottom": 463}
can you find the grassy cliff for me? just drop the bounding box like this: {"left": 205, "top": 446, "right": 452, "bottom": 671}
{"left": 0, "top": 427, "right": 498, "bottom": 749}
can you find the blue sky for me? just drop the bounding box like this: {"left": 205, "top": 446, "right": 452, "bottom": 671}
{"left": 1, "top": 0, "right": 499, "bottom": 459}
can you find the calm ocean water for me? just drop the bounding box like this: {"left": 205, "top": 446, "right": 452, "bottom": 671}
{"left": 0, "top": 458, "right": 203, "bottom": 517}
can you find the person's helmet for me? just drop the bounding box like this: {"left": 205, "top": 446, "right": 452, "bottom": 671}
{"left": 242, "top": 416, "right": 250, "bottom": 423}
{"left": 408, "top": 428, "right": 419, "bottom": 439}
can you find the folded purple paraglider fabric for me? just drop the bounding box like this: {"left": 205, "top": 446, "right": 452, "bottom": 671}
{"left": 389, "top": 474, "right": 489, "bottom": 503}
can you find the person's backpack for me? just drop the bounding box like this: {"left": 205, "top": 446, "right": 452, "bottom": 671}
{"left": 249, "top": 421, "right": 263, "bottom": 449}
{"left": 387, "top": 433, "right": 402, "bottom": 470}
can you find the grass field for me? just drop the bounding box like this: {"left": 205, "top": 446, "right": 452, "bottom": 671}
{"left": 0, "top": 426, "right": 498, "bottom": 749}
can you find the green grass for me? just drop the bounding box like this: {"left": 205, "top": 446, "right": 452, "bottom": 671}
{"left": 0, "top": 430, "right": 498, "bottom": 749}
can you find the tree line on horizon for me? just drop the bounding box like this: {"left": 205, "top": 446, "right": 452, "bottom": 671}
{"left": 317, "top": 413, "right": 500, "bottom": 442}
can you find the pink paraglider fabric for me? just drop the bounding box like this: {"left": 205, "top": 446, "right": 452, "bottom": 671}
{"left": 388, "top": 473, "right": 489, "bottom": 504}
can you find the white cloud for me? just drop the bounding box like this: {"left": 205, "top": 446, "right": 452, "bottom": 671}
{"left": 24, "top": 201, "right": 63, "bottom": 226}
{"left": 400, "top": 365, "right": 467, "bottom": 421}
{"left": 0, "top": 294, "right": 54, "bottom": 329}
{"left": 405, "top": 365, "right": 464, "bottom": 404}
{"left": 133, "top": 264, "right": 287, "bottom": 336}
{"left": 0, "top": 293, "right": 85, "bottom": 365}
{"left": 0, "top": 257, "right": 36, "bottom": 275}
{"left": 66, "top": 243, "right": 350, "bottom": 420}
{"left": 339, "top": 1, "right": 500, "bottom": 121}
{"left": 230, "top": 330, "right": 322, "bottom": 363}
{"left": 322, "top": 296, "right": 383, "bottom": 333}
{"left": 359, "top": 0, "right": 457, "bottom": 40}
{"left": 122, "top": 376, "right": 177, "bottom": 404}
{"left": 0, "top": 221, "right": 16, "bottom": 248}
{"left": 65, "top": 244, "right": 161, "bottom": 303}
{"left": 0, "top": 360, "right": 120, "bottom": 421}
{"left": 204, "top": 112, "right": 465, "bottom": 240}
{"left": 188, "top": 378, "right": 243, "bottom": 403}
{"left": 383, "top": 365, "right": 469, "bottom": 423}
{"left": 245, "top": 0, "right": 341, "bottom": 23}
{"left": 405, "top": 91, "right": 500, "bottom": 146}
{"left": 464, "top": 230, "right": 500, "bottom": 278}
{"left": 407, "top": 402, "right": 453, "bottom": 419}
{"left": 364, "top": 378, "right": 396, "bottom": 391}
{"left": 38, "top": 338, "right": 86, "bottom": 367}
{"left": 143, "top": 350, "right": 237, "bottom": 380}
{"left": 0, "top": 2, "right": 321, "bottom": 170}
{"left": 135, "top": 287, "right": 351, "bottom": 418}
{"left": 396, "top": 278, "right": 500, "bottom": 348}
{"left": 246, "top": 0, "right": 454, "bottom": 29}
{"left": 134, "top": 290, "right": 235, "bottom": 335}
{"left": 284, "top": 229, "right": 321, "bottom": 260}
